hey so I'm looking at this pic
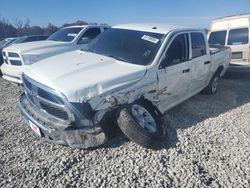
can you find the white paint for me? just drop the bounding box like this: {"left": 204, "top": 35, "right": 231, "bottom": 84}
{"left": 208, "top": 14, "right": 250, "bottom": 67}
{"left": 1, "top": 25, "right": 108, "bottom": 84}
{"left": 23, "top": 50, "right": 147, "bottom": 103}
{"left": 22, "top": 24, "right": 231, "bottom": 124}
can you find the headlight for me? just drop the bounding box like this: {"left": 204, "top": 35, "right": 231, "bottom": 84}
{"left": 22, "top": 54, "right": 42, "bottom": 65}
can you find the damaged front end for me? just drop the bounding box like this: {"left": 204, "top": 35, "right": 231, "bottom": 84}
{"left": 18, "top": 75, "right": 108, "bottom": 148}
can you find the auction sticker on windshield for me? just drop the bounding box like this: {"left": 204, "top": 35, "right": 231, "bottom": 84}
{"left": 67, "top": 33, "right": 78, "bottom": 37}
{"left": 141, "top": 35, "right": 159, "bottom": 43}
{"left": 29, "top": 120, "right": 41, "bottom": 137}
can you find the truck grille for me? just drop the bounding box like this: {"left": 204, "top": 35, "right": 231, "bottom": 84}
{"left": 2, "top": 50, "right": 23, "bottom": 66}
{"left": 10, "top": 60, "right": 22, "bottom": 66}
{"left": 40, "top": 102, "right": 69, "bottom": 120}
{"left": 22, "top": 75, "right": 72, "bottom": 122}
{"left": 8, "top": 52, "right": 20, "bottom": 58}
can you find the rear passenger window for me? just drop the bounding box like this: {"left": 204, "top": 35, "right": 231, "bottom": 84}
{"left": 160, "top": 33, "right": 189, "bottom": 68}
{"left": 191, "top": 33, "right": 206, "bottom": 58}
{"left": 208, "top": 31, "right": 227, "bottom": 45}
{"left": 82, "top": 28, "right": 101, "bottom": 39}
{"left": 228, "top": 28, "right": 249, "bottom": 45}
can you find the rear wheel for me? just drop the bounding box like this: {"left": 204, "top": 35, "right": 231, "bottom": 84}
{"left": 202, "top": 72, "right": 220, "bottom": 95}
{"left": 117, "top": 102, "right": 165, "bottom": 148}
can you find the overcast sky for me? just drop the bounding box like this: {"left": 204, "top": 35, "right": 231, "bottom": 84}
{"left": 1, "top": 0, "right": 250, "bottom": 28}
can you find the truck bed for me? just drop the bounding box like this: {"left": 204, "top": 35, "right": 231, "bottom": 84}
{"left": 209, "top": 44, "right": 230, "bottom": 55}
{"left": 209, "top": 44, "right": 231, "bottom": 76}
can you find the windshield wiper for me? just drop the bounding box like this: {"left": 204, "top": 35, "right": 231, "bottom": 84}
{"left": 81, "top": 48, "right": 99, "bottom": 54}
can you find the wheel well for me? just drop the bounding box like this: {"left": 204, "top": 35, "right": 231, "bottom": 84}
{"left": 216, "top": 65, "right": 224, "bottom": 76}
{"left": 139, "top": 97, "right": 163, "bottom": 117}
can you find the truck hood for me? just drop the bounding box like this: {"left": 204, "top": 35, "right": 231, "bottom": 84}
{"left": 5, "top": 40, "right": 70, "bottom": 54}
{"left": 23, "top": 50, "right": 147, "bottom": 102}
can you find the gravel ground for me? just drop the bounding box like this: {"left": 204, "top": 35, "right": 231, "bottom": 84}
{"left": 0, "top": 73, "right": 249, "bottom": 188}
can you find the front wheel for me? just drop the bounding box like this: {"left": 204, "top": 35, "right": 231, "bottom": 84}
{"left": 117, "top": 102, "right": 165, "bottom": 148}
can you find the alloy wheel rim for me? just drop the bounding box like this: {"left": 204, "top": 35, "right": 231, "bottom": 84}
{"left": 131, "top": 104, "right": 157, "bottom": 133}
{"left": 212, "top": 76, "right": 219, "bottom": 93}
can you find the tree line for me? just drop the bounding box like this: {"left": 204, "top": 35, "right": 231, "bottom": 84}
{"left": 0, "top": 18, "right": 91, "bottom": 41}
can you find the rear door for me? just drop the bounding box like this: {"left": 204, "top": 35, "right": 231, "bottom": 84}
{"left": 190, "top": 32, "right": 211, "bottom": 91}
{"left": 227, "top": 28, "right": 249, "bottom": 65}
{"left": 157, "top": 33, "right": 192, "bottom": 111}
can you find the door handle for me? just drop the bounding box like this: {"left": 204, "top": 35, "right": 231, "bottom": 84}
{"left": 182, "top": 69, "right": 190, "bottom": 73}
{"left": 204, "top": 61, "right": 211, "bottom": 65}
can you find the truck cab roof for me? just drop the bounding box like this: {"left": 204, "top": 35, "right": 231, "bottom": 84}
{"left": 113, "top": 23, "right": 203, "bottom": 34}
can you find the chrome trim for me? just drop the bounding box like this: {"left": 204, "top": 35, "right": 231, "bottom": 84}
{"left": 18, "top": 100, "right": 49, "bottom": 131}
{"left": 2, "top": 50, "right": 24, "bottom": 65}
{"left": 8, "top": 52, "right": 20, "bottom": 58}
{"left": 22, "top": 74, "right": 75, "bottom": 124}
{"left": 25, "top": 91, "right": 69, "bottom": 123}
{"left": 37, "top": 95, "right": 66, "bottom": 109}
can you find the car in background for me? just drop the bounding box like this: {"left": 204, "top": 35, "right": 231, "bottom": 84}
{"left": 208, "top": 13, "right": 250, "bottom": 71}
{"left": 0, "top": 38, "right": 17, "bottom": 48}
{"left": 0, "top": 38, "right": 17, "bottom": 65}
{"left": 0, "top": 35, "right": 48, "bottom": 75}
{"left": 11, "top": 35, "right": 49, "bottom": 45}
{"left": 1, "top": 25, "right": 109, "bottom": 83}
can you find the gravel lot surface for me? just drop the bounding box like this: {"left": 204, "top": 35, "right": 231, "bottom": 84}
{"left": 0, "top": 73, "right": 249, "bottom": 188}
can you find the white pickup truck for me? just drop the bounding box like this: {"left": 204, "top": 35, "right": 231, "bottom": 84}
{"left": 1, "top": 25, "right": 108, "bottom": 84}
{"left": 18, "top": 24, "right": 231, "bottom": 148}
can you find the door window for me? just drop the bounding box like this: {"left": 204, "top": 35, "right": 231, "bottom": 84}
{"left": 228, "top": 28, "right": 249, "bottom": 45}
{"left": 82, "top": 28, "right": 101, "bottom": 39}
{"left": 78, "top": 28, "right": 101, "bottom": 44}
{"left": 191, "top": 33, "right": 206, "bottom": 58}
{"left": 160, "top": 33, "right": 189, "bottom": 68}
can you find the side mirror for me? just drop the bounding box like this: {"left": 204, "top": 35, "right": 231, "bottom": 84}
{"left": 201, "top": 49, "right": 206, "bottom": 55}
{"left": 159, "top": 54, "right": 169, "bottom": 69}
{"left": 159, "top": 57, "right": 167, "bottom": 69}
{"left": 78, "top": 37, "right": 91, "bottom": 44}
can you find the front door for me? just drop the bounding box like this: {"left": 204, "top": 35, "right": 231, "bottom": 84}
{"left": 156, "top": 33, "right": 192, "bottom": 112}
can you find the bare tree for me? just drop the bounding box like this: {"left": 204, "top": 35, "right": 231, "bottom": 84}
{"left": 14, "top": 18, "right": 23, "bottom": 29}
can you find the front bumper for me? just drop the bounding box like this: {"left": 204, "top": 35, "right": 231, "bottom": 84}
{"left": 1, "top": 63, "right": 24, "bottom": 84}
{"left": 18, "top": 95, "right": 108, "bottom": 148}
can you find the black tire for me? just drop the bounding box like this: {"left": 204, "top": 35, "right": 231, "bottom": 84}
{"left": 202, "top": 72, "right": 220, "bottom": 95}
{"left": 117, "top": 102, "right": 165, "bottom": 148}
{"left": 101, "top": 117, "right": 119, "bottom": 140}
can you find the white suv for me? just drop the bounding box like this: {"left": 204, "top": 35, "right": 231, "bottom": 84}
{"left": 1, "top": 25, "right": 108, "bottom": 84}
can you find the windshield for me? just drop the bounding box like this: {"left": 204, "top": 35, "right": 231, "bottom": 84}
{"left": 47, "top": 27, "right": 82, "bottom": 42}
{"left": 12, "top": 37, "right": 26, "bottom": 44}
{"left": 208, "top": 31, "right": 227, "bottom": 45}
{"left": 84, "top": 28, "right": 164, "bottom": 65}
{"left": 0, "top": 38, "right": 15, "bottom": 47}
{"left": 0, "top": 39, "right": 9, "bottom": 46}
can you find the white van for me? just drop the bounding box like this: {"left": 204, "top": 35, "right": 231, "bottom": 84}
{"left": 208, "top": 14, "right": 250, "bottom": 69}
